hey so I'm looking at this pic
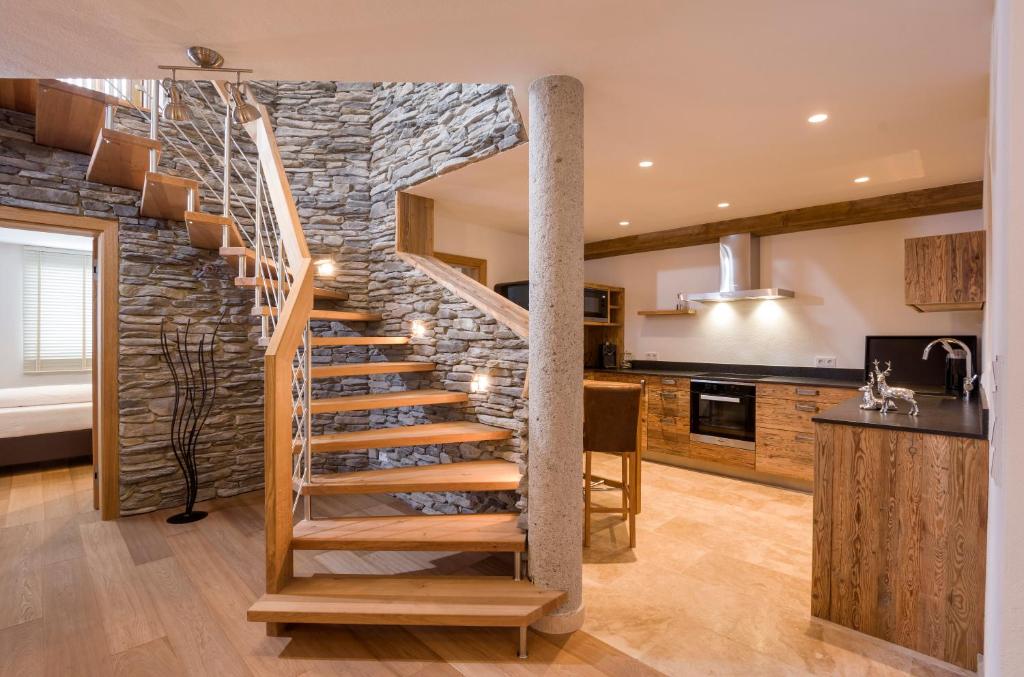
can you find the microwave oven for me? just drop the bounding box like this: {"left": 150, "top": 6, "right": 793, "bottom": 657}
{"left": 493, "top": 281, "right": 611, "bottom": 322}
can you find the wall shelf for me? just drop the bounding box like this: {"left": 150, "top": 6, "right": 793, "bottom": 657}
{"left": 637, "top": 309, "right": 697, "bottom": 316}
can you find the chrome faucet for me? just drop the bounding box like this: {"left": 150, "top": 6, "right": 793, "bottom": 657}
{"left": 922, "top": 338, "right": 977, "bottom": 400}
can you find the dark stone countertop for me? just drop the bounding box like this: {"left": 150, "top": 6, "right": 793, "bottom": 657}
{"left": 812, "top": 393, "right": 989, "bottom": 440}
{"left": 588, "top": 365, "right": 863, "bottom": 389}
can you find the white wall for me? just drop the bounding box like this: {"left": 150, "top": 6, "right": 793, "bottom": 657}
{"left": 0, "top": 241, "right": 92, "bottom": 389}
{"left": 584, "top": 211, "right": 984, "bottom": 369}
{"left": 983, "top": 2, "right": 1024, "bottom": 673}
{"left": 433, "top": 206, "right": 529, "bottom": 287}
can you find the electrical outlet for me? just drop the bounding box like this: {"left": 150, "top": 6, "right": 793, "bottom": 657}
{"left": 645, "top": 352, "right": 659, "bottom": 361}
{"left": 815, "top": 356, "right": 837, "bottom": 368}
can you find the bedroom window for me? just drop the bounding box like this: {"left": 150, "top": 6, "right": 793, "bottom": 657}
{"left": 22, "top": 246, "right": 93, "bottom": 373}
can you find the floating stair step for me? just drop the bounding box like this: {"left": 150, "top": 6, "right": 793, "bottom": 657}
{"left": 311, "top": 336, "right": 409, "bottom": 347}
{"left": 252, "top": 308, "right": 382, "bottom": 322}
{"left": 220, "top": 247, "right": 279, "bottom": 278}
{"left": 86, "top": 128, "right": 161, "bottom": 190}
{"left": 0, "top": 79, "right": 38, "bottom": 114}
{"left": 291, "top": 513, "right": 525, "bottom": 552}
{"left": 311, "top": 361, "right": 433, "bottom": 378}
{"left": 35, "top": 79, "right": 115, "bottom": 153}
{"left": 140, "top": 172, "right": 198, "bottom": 220}
{"left": 186, "top": 211, "right": 243, "bottom": 250}
{"left": 311, "top": 388, "right": 468, "bottom": 414}
{"left": 297, "top": 459, "right": 519, "bottom": 496}
{"left": 247, "top": 575, "right": 565, "bottom": 628}
{"left": 232, "top": 277, "right": 348, "bottom": 302}
{"left": 310, "top": 421, "right": 512, "bottom": 454}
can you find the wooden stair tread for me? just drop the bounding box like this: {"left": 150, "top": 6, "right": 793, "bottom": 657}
{"left": 311, "top": 336, "right": 409, "bottom": 347}
{"left": 297, "top": 459, "right": 519, "bottom": 495}
{"left": 311, "top": 361, "right": 433, "bottom": 378}
{"left": 253, "top": 307, "right": 382, "bottom": 322}
{"left": 86, "top": 128, "right": 162, "bottom": 190}
{"left": 140, "top": 172, "right": 198, "bottom": 220}
{"left": 311, "top": 389, "right": 467, "bottom": 413}
{"left": 291, "top": 514, "right": 525, "bottom": 552}
{"left": 310, "top": 421, "right": 512, "bottom": 453}
{"left": 186, "top": 211, "right": 243, "bottom": 250}
{"left": 247, "top": 575, "right": 565, "bottom": 627}
{"left": 220, "top": 247, "right": 278, "bottom": 278}
{"left": 35, "top": 79, "right": 116, "bottom": 154}
{"left": 232, "top": 277, "right": 348, "bottom": 301}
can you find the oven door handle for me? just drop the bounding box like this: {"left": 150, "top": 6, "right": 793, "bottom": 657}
{"left": 699, "top": 394, "right": 742, "bottom": 403}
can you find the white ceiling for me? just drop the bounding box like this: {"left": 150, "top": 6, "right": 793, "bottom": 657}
{"left": 1, "top": 1, "right": 991, "bottom": 241}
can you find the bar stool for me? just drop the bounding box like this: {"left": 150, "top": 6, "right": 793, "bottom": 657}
{"left": 583, "top": 379, "right": 644, "bottom": 548}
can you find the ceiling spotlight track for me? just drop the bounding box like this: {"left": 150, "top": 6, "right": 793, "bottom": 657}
{"left": 158, "top": 46, "right": 258, "bottom": 125}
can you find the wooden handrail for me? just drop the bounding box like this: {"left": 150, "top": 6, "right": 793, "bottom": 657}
{"left": 211, "top": 80, "right": 313, "bottom": 594}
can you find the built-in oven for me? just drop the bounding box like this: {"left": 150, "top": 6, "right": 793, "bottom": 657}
{"left": 689, "top": 379, "right": 757, "bottom": 451}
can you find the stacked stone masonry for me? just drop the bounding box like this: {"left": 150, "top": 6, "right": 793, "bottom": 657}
{"left": 0, "top": 79, "right": 527, "bottom": 516}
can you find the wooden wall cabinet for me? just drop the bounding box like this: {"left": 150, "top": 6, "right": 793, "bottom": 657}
{"left": 904, "top": 230, "right": 985, "bottom": 312}
{"left": 583, "top": 283, "right": 625, "bottom": 368}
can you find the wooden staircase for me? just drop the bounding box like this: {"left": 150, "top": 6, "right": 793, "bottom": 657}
{"left": 1, "top": 75, "right": 557, "bottom": 657}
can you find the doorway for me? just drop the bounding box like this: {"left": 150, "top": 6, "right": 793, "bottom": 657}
{"left": 0, "top": 206, "right": 118, "bottom": 519}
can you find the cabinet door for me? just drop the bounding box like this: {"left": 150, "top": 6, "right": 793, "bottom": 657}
{"left": 905, "top": 230, "right": 985, "bottom": 311}
{"left": 755, "top": 428, "right": 815, "bottom": 482}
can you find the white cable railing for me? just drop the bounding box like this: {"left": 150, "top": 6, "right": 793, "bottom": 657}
{"left": 94, "top": 76, "right": 314, "bottom": 519}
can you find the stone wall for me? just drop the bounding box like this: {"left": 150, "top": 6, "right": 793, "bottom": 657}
{"left": 0, "top": 106, "right": 265, "bottom": 514}
{"left": 0, "top": 79, "right": 527, "bottom": 517}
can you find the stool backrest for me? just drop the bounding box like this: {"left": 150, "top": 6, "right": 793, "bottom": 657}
{"left": 583, "top": 380, "right": 643, "bottom": 453}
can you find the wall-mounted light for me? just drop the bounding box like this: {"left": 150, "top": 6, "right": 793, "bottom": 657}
{"left": 315, "top": 258, "right": 335, "bottom": 277}
{"left": 410, "top": 320, "right": 427, "bottom": 338}
{"left": 471, "top": 373, "right": 490, "bottom": 394}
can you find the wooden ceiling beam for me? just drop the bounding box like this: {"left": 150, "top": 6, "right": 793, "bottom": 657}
{"left": 584, "top": 181, "right": 984, "bottom": 260}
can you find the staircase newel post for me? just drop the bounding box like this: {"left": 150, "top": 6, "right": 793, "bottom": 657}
{"left": 527, "top": 75, "right": 585, "bottom": 634}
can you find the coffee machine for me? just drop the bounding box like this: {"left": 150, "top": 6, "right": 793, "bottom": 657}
{"left": 599, "top": 342, "right": 617, "bottom": 369}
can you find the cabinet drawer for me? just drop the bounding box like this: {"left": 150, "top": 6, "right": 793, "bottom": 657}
{"left": 757, "top": 397, "right": 822, "bottom": 434}
{"left": 757, "top": 383, "right": 856, "bottom": 405}
{"left": 648, "top": 387, "right": 690, "bottom": 419}
{"left": 587, "top": 371, "right": 646, "bottom": 383}
{"left": 684, "top": 439, "right": 755, "bottom": 470}
{"left": 647, "top": 415, "right": 689, "bottom": 452}
{"left": 756, "top": 428, "right": 815, "bottom": 482}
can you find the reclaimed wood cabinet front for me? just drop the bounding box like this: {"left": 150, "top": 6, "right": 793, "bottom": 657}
{"left": 905, "top": 230, "right": 985, "bottom": 312}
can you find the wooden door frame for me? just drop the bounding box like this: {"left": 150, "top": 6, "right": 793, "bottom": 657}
{"left": 0, "top": 205, "right": 119, "bottom": 519}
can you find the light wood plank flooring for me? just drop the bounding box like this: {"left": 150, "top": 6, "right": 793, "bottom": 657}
{"left": 0, "top": 460, "right": 656, "bottom": 677}
{"left": 584, "top": 454, "right": 975, "bottom": 677}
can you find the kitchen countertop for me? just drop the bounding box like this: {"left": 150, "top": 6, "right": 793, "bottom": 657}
{"left": 812, "top": 392, "right": 988, "bottom": 439}
{"left": 588, "top": 367, "right": 863, "bottom": 390}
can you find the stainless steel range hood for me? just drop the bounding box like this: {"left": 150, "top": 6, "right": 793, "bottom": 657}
{"left": 685, "top": 233, "right": 795, "bottom": 302}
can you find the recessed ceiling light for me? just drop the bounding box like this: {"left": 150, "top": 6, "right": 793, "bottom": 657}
{"left": 717, "top": 202, "right": 731, "bottom": 208}
{"left": 618, "top": 220, "right": 631, "bottom": 227}
{"left": 808, "top": 113, "right": 829, "bottom": 124}
{"left": 853, "top": 176, "right": 870, "bottom": 183}
{"left": 638, "top": 160, "right": 654, "bottom": 168}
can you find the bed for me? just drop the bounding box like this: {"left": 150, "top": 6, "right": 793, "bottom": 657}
{"left": 0, "top": 383, "right": 92, "bottom": 467}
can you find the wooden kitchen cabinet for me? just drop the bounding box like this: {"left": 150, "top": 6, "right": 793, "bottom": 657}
{"left": 756, "top": 383, "right": 857, "bottom": 485}
{"left": 904, "top": 230, "right": 985, "bottom": 312}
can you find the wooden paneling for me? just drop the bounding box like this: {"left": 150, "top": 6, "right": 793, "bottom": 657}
{"left": 755, "top": 428, "right": 815, "bottom": 483}
{"left": 585, "top": 181, "right": 984, "bottom": 260}
{"left": 904, "top": 230, "right": 985, "bottom": 312}
{"left": 812, "top": 422, "right": 987, "bottom": 671}
{"left": 0, "top": 79, "right": 38, "bottom": 114}
{"left": 396, "top": 191, "right": 435, "bottom": 256}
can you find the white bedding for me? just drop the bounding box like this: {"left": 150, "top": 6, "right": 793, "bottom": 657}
{"left": 0, "top": 384, "right": 92, "bottom": 439}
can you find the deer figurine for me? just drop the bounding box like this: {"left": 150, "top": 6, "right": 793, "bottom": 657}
{"left": 858, "top": 373, "right": 884, "bottom": 410}
{"left": 873, "top": 360, "right": 919, "bottom": 416}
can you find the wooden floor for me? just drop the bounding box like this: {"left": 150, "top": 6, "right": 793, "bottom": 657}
{"left": 0, "top": 460, "right": 657, "bottom": 676}
{"left": 583, "top": 454, "right": 974, "bottom": 677}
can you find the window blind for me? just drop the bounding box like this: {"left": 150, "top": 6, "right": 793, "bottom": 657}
{"left": 22, "top": 246, "right": 93, "bottom": 373}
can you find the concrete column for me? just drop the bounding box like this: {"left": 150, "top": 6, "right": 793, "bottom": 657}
{"left": 527, "top": 75, "right": 585, "bottom": 634}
